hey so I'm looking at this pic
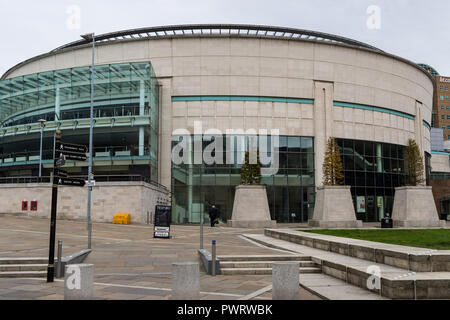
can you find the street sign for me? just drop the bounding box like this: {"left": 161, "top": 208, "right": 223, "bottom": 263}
{"left": 56, "top": 151, "right": 87, "bottom": 162}
{"left": 55, "top": 157, "right": 66, "bottom": 168}
{"left": 58, "top": 178, "right": 86, "bottom": 187}
{"left": 55, "top": 169, "right": 68, "bottom": 178}
{"left": 86, "top": 180, "right": 96, "bottom": 187}
{"left": 56, "top": 142, "right": 88, "bottom": 154}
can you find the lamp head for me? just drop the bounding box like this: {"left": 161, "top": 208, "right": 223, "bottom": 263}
{"left": 81, "top": 33, "right": 95, "bottom": 41}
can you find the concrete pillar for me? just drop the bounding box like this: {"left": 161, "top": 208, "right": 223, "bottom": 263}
{"left": 376, "top": 143, "right": 383, "bottom": 173}
{"left": 314, "top": 82, "right": 334, "bottom": 189}
{"left": 272, "top": 262, "right": 300, "bottom": 300}
{"left": 172, "top": 262, "right": 200, "bottom": 300}
{"left": 55, "top": 86, "right": 60, "bottom": 120}
{"left": 139, "top": 80, "right": 146, "bottom": 156}
{"left": 140, "top": 80, "right": 146, "bottom": 116}
{"left": 159, "top": 79, "right": 173, "bottom": 189}
{"left": 139, "top": 127, "right": 145, "bottom": 156}
{"left": 64, "top": 264, "right": 94, "bottom": 300}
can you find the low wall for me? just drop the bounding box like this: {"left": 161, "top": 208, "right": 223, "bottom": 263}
{"left": 0, "top": 181, "right": 170, "bottom": 224}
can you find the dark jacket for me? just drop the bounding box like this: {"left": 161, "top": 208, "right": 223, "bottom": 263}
{"left": 209, "top": 207, "right": 219, "bottom": 220}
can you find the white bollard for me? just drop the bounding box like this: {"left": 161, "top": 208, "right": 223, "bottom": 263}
{"left": 172, "top": 262, "right": 200, "bottom": 300}
{"left": 64, "top": 264, "right": 94, "bottom": 300}
{"left": 272, "top": 262, "right": 300, "bottom": 300}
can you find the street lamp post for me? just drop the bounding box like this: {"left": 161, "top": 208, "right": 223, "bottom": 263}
{"left": 81, "top": 33, "right": 95, "bottom": 249}
{"left": 38, "top": 119, "right": 46, "bottom": 180}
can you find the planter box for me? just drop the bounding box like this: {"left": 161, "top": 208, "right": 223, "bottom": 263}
{"left": 309, "top": 186, "right": 362, "bottom": 228}
{"left": 228, "top": 185, "right": 276, "bottom": 228}
{"left": 392, "top": 186, "right": 446, "bottom": 228}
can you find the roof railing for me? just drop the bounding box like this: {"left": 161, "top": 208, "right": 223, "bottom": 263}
{"left": 51, "top": 24, "right": 383, "bottom": 53}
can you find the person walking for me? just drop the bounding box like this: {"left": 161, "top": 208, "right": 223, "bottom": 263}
{"left": 209, "top": 205, "right": 219, "bottom": 227}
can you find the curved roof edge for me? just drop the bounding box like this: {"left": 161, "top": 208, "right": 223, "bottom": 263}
{"left": 51, "top": 24, "right": 383, "bottom": 52}
{"left": 0, "top": 24, "right": 434, "bottom": 83}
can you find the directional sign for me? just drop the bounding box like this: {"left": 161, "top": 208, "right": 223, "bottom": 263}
{"left": 55, "top": 169, "right": 68, "bottom": 178}
{"left": 56, "top": 151, "right": 87, "bottom": 162}
{"left": 56, "top": 142, "right": 88, "bottom": 154}
{"left": 58, "top": 178, "right": 86, "bottom": 187}
{"left": 55, "top": 157, "right": 66, "bottom": 168}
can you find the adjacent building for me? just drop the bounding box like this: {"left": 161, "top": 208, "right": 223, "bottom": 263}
{"left": 434, "top": 75, "right": 450, "bottom": 140}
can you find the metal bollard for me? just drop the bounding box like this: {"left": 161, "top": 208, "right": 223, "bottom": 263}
{"left": 200, "top": 213, "right": 204, "bottom": 249}
{"left": 211, "top": 240, "right": 216, "bottom": 276}
{"left": 56, "top": 240, "right": 63, "bottom": 278}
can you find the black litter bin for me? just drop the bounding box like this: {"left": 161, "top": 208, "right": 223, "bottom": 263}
{"left": 381, "top": 214, "right": 393, "bottom": 228}
{"left": 441, "top": 213, "right": 448, "bottom": 221}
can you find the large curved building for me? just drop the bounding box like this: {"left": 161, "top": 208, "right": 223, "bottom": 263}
{"left": 0, "top": 24, "right": 435, "bottom": 224}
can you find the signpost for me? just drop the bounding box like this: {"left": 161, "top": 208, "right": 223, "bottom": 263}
{"left": 46, "top": 131, "right": 88, "bottom": 283}
{"left": 58, "top": 178, "right": 86, "bottom": 187}
{"left": 154, "top": 205, "right": 172, "bottom": 239}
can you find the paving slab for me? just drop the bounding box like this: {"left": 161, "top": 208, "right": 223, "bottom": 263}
{"left": 0, "top": 216, "right": 324, "bottom": 300}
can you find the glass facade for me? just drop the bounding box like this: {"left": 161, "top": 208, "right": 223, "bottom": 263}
{"left": 0, "top": 62, "right": 159, "bottom": 182}
{"left": 171, "top": 135, "right": 315, "bottom": 224}
{"left": 337, "top": 138, "right": 407, "bottom": 222}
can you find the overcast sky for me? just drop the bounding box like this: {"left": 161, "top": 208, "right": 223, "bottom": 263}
{"left": 0, "top": 0, "right": 449, "bottom": 76}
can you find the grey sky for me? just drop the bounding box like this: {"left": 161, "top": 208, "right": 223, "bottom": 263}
{"left": 0, "top": 0, "right": 449, "bottom": 76}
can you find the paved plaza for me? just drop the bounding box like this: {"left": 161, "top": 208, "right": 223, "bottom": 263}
{"left": 0, "top": 216, "right": 321, "bottom": 300}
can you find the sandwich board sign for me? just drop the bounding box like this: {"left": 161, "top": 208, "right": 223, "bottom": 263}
{"left": 154, "top": 205, "right": 172, "bottom": 239}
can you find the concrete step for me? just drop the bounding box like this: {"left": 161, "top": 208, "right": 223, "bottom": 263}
{"left": 217, "top": 255, "right": 310, "bottom": 262}
{"left": 244, "top": 233, "right": 450, "bottom": 299}
{"left": 0, "top": 264, "right": 47, "bottom": 272}
{"left": 0, "top": 258, "right": 48, "bottom": 265}
{"left": 220, "top": 260, "right": 318, "bottom": 269}
{"left": 221, "top": 267, "right": 322, "bottom": 275}
{"left": 0, "top": 271, "right": 47, "bottom": 278}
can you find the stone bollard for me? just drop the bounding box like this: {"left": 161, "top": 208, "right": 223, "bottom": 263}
{"left": 272, "top": 262, "right": 300, "bottom": 300}
{"left": 172, "top": 262, "right": 200, "bottom": 300}
{"left": 64, "top": 264, "right": 94, "bottom": 300}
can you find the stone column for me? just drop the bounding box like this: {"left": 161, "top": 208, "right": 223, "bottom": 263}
{"left": 158, "top": 78, "right": 173, "bottom": 189}
{"left": 64, "top": 264, "right": 94, "bottom": 300}
{"left": 314, "top": 82, "right": 334, "bottom": 189}
{"left": 139, "top": 80, "right": 146, "bottom": 156}
{"left": 272, "top": 262, "right": 299, "bottom": 300}
{"left": 172, "top": 262, "right": 200, "bottom": 300}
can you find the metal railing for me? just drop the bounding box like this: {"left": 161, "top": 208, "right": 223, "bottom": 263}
{"left": 0, "top": 145, "right": 151, "bottom": 163}
{"left": 0, "top": 174, "right": 153, "bottom": 185}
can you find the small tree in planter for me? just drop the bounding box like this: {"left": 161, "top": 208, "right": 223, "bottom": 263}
{"left": 404, "top": 139, "right": 425, "bottom": 186}
{"left": 392, "top": 139, "right": 443, "bottom": 227}
{"left": 309, "top": 137, "right": 362, "bottom": 228}
{"left": 322, "top": 137, "right": 344, "bottom": 186}
{"left": 230, "top": 149, "right": 275, "bottom": 228}
{"left": 240, "top": 150, "right": 262, "bottom": 185}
